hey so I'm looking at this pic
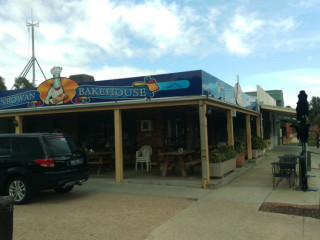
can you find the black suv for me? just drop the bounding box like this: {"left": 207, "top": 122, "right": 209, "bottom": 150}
{"left": 0, "top": 133, "right": 89, "bottom": 204}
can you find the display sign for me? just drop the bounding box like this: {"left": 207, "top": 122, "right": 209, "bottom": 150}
{"left": 0, "top": 68, "right": 254, "bottom": 111}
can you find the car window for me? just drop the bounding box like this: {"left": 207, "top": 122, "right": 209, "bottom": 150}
{"left": 0, "top": 138, "right": 11, "bottom": 155}
{"left": 11, "top": 138, "right": 45, "bottom": 157}
{"left": 43, "top": 136, "right": 76, "bottom": 155}
{"left": 65, "top": 136, "right": 79, "bottom": 152}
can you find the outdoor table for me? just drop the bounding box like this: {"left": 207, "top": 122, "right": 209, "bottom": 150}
{"left": 160, "top": 150, "right": 195, "bottom": 177}
{"left": 271, "top": 160, "right": 298, "bottom": 189}
{"left": 87, "top": 151, "right": 114, "bottom": 175}
{"left": 278, "top": 154, "right": 299, "bottom": 164}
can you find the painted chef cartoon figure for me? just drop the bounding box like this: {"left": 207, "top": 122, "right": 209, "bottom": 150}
{"left": 45, "top": 66, "right": 68, "bottom": 105}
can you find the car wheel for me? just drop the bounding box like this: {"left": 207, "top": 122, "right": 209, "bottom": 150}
{"left": 7, "top": 177, "right": 31, "bottom": 205}
{"left": 54, "top": 185, "right": 74, "bottom": 193}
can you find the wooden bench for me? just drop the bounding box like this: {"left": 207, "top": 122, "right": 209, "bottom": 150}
{"left": 185, "top": 159, "right": 201, "bottom": 173}
{"left": 185, "top": 159, "right": 201, "bottom": 166}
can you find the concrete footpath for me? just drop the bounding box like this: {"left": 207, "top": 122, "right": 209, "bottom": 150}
{"left": 13, "top": 144, "right": 320, "bottom": 240}
{"left": 145, "top": 144, "right": 320, "bottom": 240}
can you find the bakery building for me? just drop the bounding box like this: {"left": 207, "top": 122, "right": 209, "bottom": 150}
{"left": 0, "top": 67, "right": 294, "bottom": 188}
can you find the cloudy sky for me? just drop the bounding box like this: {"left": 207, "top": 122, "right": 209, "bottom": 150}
{"left": 0, "top": 0, "right": 319, "bottom": 108}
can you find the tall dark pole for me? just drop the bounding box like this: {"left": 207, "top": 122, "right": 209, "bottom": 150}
{"left": 296, "top": 90, "right": 314, "bottom": 191}
{"left": 296, "top": 91, "right": 309, "bottom": 190}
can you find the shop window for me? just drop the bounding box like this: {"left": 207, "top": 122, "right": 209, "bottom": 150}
{"left": 141, "top": 120, "right": 153, "bottom": 131}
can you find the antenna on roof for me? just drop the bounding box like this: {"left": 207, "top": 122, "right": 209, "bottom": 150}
{"left": 18, "top": 10, "right": 46, "bottom": 87}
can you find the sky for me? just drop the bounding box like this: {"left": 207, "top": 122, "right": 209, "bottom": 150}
{"left": 0, "top": 0, "right": 320, "bottom": 108}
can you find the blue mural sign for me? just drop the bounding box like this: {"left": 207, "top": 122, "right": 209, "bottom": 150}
{"left": 0, "top": 69, "right": 254, "bottom": 111}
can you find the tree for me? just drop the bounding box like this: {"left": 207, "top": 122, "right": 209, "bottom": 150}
{"left": 313, "top": 114, "right": 320, "bottom": 127}
{"left": 12, "top": 77, "right": 35, "bottom": 90}
{"left": 0, "top": 76, "right": 7, "bottom": 91}
{"left": 312, "top": 114, "right": 320, "bottom": 148}
{"left": 309, "top": 96, "right": 320, "bottom": 123}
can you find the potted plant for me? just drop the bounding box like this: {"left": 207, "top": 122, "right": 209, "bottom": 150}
{"left": 235, "top": 142, "right": 246, "bottom": 168}
{"left": 209, "top": 143, "right": 236, "bottom": 178}
{"left": 251, "top": 136, "right": 266, "bottom": 158}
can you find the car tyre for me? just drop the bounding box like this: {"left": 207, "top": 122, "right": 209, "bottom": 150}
{"left": 7, "top": 177, "right": 31, "bottom": 205}
{"left": 54, "top": 185, "right": 74, "bottom": 193}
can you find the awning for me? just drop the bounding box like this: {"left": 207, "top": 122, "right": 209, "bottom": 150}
{"left": 260, "top": 104, "right": 296, "bottom": 117}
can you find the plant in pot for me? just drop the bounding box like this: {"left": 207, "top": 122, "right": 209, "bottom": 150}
{"left": 251, "top": 136, "right": 266, "bottom": 158}
{"left": 235, "top": 142, "right": 246, "bottom": 168}
{"left": 209, "top": 144, "right": 236, "bottom": 178}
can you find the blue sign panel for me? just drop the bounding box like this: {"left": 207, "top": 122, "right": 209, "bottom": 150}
{"left": 0, "top": 69, "right": 254, "bottom": 111}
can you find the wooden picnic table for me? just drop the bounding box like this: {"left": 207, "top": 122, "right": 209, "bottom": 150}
{"left": 160, "top": 150, "right": 196, "bottom": 177}
{"left": 87, "top": 151, "right": 114, "bottom": 175}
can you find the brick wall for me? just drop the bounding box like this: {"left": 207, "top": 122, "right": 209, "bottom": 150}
{"left": 60, "top": 114, "right": 78, "bottom": 140}
{"left": 136, "top": 109, "right": 164, "bottom": 161}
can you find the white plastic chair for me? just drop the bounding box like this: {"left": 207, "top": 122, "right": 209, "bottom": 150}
{"left": 135, "top": 145, "right": 152, "bottom": 171}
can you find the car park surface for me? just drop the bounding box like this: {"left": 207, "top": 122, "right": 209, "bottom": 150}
{"left": 12, "top": 144, "right": 320, "bottom": 240}
{"left": 13, "top": 179, "right": 195, "bottom": 240}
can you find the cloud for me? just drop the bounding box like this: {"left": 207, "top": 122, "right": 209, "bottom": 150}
{"left": 67, "top": 0, "right": 207, "bottom": 60}
{"left": 243, "top": 86, "right": 256, "bottom": 92}
{"left": 0, "top": 0, "right": 302, "bottom": 66}
{"left": 206, "top": 8, "right": 221, "bottom": 35}
{"left": 220, "top": 11, "right": 299, "bottom": 56}
{"left": 0, "top": 0, "right": 318, "bottom": 92}
{"left": 298, "top": 0, "right": 315, "bottom": 8}
{"left": 269, "top": 17, "right": 296, "bottom": 33}
{"left": 283, "top": 94, "right": 298, "bottom": 108}
{"left": 221, "top": 13, "right": 263, "bottom": 55}
{"left": 292, "top": 75, "right": 320, "bottom": 84}
{"left": 92, "top": 65, "right": 166, "bottom": 81}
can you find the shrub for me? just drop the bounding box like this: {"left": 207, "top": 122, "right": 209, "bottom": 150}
{"left": 252, "top": 136, "right": 265, "bottom": 150}
{"left": 234, "top": 142, "right": 246, "bottom": 154}
{"left": 209, "top": 144, "right": 236, "bottom": 163}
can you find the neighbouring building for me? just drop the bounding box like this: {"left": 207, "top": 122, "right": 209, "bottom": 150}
{"left": 246, "top": 85, "right": 296, "bottom": 148}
